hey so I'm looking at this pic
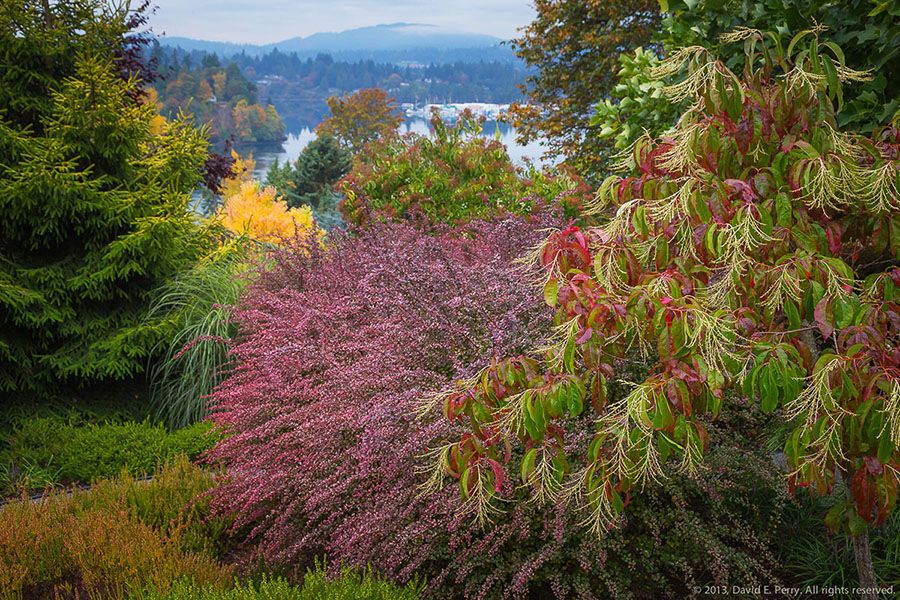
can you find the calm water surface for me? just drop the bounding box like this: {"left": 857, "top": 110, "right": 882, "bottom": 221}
{"left": 247, "top": 118, "right": 550, "bottom": 182}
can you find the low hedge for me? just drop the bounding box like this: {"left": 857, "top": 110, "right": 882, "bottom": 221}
{"left": 1, "top": 415, "right": 218, "bottom": 495}
{"left": 0, "top": 457, "right": 231, "bottom": 599}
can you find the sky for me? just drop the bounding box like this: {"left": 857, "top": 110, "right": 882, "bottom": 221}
{"left": 149, "top": 0, "right": 535, "bottom": 44}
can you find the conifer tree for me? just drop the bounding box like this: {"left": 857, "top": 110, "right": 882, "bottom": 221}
{"left": 0, "top": 1, "right": 213, "bottom": 398}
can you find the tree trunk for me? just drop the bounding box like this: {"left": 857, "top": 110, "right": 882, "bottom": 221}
{"left": 852, "top": 527, "right": 879, "bottom": 600}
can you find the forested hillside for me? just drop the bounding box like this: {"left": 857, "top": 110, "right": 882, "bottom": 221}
{"left": 149, "top": 44, "right": 526, "bottom": 126}
{"left": 153, "top": 54, "right": 285, "bottom": 142}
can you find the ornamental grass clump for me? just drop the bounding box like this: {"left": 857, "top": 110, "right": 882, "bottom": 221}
{"left": 206, "top": 216, "right": 556, "bottom": 579}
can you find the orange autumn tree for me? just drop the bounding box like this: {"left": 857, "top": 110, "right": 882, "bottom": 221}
{"left": 316, "top": 88, "right": 402, "bottom": 154}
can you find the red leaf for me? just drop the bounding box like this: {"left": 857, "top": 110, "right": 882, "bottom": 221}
{"left": 826, "top": 223, "right": 842, "bottom": 256}
{"left": 814, "top": 298, "right": 834, "bottom": 339}
{"left": 488, "top": 459, "right": 505, "bottom": 493}
{"left": 575, "top": 327, "right": 593, "bottom": 344}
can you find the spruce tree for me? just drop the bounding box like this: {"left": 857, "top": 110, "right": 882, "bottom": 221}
{"left": 0, "top": 1, "right": 213, "bottom": 399}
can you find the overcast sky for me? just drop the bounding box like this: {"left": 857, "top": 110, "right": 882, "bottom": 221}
{"left": 149, "top": 0, "right": 535, "bottom": 44}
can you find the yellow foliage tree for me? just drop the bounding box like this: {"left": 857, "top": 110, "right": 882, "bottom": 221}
{"left": 142, "top": 87, "right": 167, "bottom": 136}
{"left": 216, "top": 180, "right": 319, "bottom": 244}
{"left": 219, "top": 149, "right": 256, "bottom": 200}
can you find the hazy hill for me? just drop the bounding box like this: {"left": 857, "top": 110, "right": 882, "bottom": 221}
{"left": 158, "top": 23, "right": 516, "bottom": 64}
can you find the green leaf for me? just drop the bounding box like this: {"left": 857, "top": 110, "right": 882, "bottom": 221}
{"left": 563, "top": 333, "right": 576, "bottom": 373}
{"left": 878, "top": 431, "right": 894, "bottom": 464}
{"left": 521, "top": 448, "right": 538, "bottom": 484}
{"left": 775, "top": 192, "right": 792, "bottom": 227}
{"left": 543, "top": 277, "right": 559, "bottom": 308}
{"left": 652, "top": 394, "right": 675, "bottom": 430}
{"left": 760, "top": 365, "right": 780, "bottom": 413}
{"left": 567, "top": 382, "right": 584, "bottom": 417}
{"left": 847, "top": 510, "right": 868, "bottom": 536}
{"left": 784, "top": 300, "right": 801, "bottom": 330}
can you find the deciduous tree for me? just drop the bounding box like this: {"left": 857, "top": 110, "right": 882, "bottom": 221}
{"left": 508, "top": 0, "right": 660, "bottom": 179}
{"left": 316, "top": 88, "right": 402, "bottom": 154}
{"left": 437, "top": 29, "right": 900, "bottom": 596}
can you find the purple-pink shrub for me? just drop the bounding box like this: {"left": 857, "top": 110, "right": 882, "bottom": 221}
{"left": 206, "top": 216, "right": 555, "bottom": 579}
{"left": 206, "top": 216, "right": 789, "bottom": 599}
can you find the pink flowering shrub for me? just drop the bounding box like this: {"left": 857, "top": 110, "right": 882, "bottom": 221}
{"left": 206, "top": 216, "right": 555, "bottom": 573}
{"left": 206, "top": 216, "right": 793, "bottom": 598}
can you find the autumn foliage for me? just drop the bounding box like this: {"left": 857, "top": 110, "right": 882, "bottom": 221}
{"left": 339, "top": 113, "right": 591, "bottom": 227}
{"left": 316, "top": 88, "right": 403, "bottom": 153}
{"left": 509, "top": 0, "right": 660, "bottom": 178}
{"left": 205, "top": 217, "right": 556, "bottom": 583}
{"left": 215, "top": 155, "right": 320, "bottom": 244}
{"left": 437, "top": 28, "right": 900, "bottom": 540}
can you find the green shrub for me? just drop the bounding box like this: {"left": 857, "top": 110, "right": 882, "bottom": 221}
{"left": 140, "top": 565, "right": 423, "bottom": 600}
{"left": 1, "top": 416, "right": 218, "bottom": 493}
{"left": 658, "top": 0, "right": 900, "bottom": 132}
{"left": 0, "top": 457, "right": 231, "bottom": 599}
{"left": 339, "top": 112, "right": 589, "bottom": 227}
{"left": 591, "top": 47, "right": 684, "bottom": 168}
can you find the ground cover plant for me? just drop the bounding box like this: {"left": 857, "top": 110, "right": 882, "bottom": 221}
{"left": 144, "top": 567, "right": 424, "bottom": 600}
{"left": 0, "top": 457, "right": 232, "bottom": 599}
{"left": 0, "top": 415, "right": 218, "bottom": 495}
{"left": 436, "top": 26, "right": 900, "bottom": 597}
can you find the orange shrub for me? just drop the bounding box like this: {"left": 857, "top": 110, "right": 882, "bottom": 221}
{"left": 0, "top": 458, "right": 231, "bottom": 599}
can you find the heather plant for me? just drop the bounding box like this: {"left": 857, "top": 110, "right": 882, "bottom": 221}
{"left": 0, "top": 456, "right": 231, "bottom": 599}
{"left": 205, "top": 216, "right": 556, "bottom": 581}
{"left": 144, "top": 567, "right": 424, "bottom": 600}
{"left": 434, "top": 28, "right": 900, "bottom": 597}
{"left": 338, "top": 112, "right": 591, "bottom": 227}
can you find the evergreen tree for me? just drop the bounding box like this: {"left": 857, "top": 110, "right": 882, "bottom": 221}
{"left": 265, "top": 134, "right": 351, "bottom": 229}
{"left": 0, "top": 1, "right": 214, "bottom": 399}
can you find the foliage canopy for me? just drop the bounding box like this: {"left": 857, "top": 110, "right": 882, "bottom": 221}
{"left": 436, "top": 29, "right": 900, "bottom": 543}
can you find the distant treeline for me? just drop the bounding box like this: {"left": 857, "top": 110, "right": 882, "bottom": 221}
{"left": 148, "top": 43, "right": 529, "bottom": 128}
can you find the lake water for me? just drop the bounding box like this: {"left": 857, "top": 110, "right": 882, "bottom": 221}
{"left": 246, "top": 119, "right": 550, "bottom": 182}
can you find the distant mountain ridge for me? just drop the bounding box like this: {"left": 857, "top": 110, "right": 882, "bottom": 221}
{"left": 157, "top": 23, "right": 514, "bottom": 63}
